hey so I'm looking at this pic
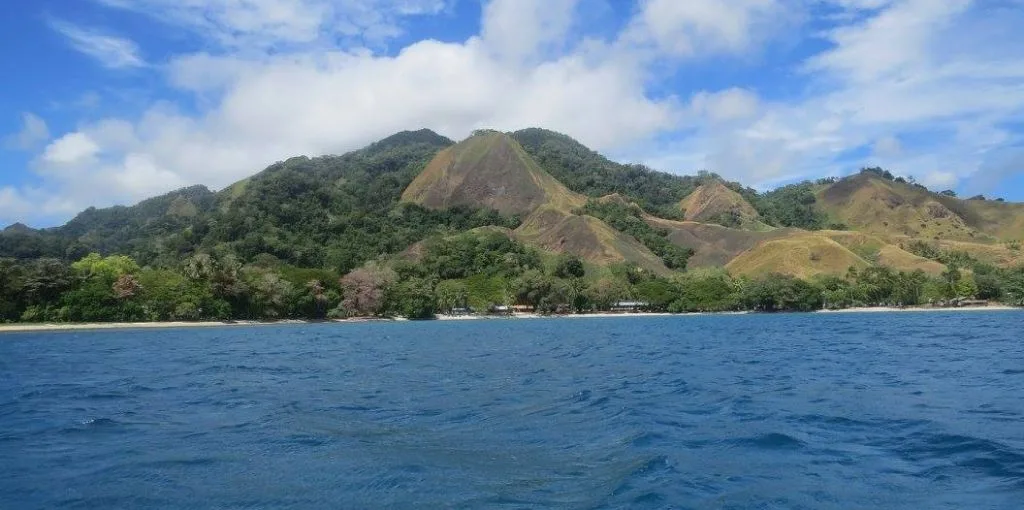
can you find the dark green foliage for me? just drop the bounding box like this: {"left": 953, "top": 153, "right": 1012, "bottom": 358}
{"left": 419, "top": 230, "right": 542, "bottom": 279}
{"left": 861, "top": 167, "right": 896, "bottom": 181}
{"left": 738, "top": 274, "right": 823, "bottom": 312}
{"left": 633, "top": 279, "right": 679, "bottom": 311}
{"left": 553, "top": 254, "right": 585, "bottom": 279}
{"left": 756, "top": 181, "right": 827, "bottom": 229}
{"left": 576, "top": 200, "right": 694, "bottom": 269}
{"left": 670, "top": 271, "right": 739, "bottom": 312}
{"left": 390, "top": 277, "right": 437, "bottom": 319}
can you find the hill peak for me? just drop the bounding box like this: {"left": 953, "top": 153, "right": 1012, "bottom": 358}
{"left": 2, "top": 222, "right": 34, "bottom": 233}
{"left": 816, "top": 171, "right": 1024, "bottom": 242}
{"left": 367, "top": 129, "right": 453, "bottom": 152}
{"left": 400, "top": 130, "right": 584, "bottom": 216}
{"left": 679, "top": 180, "right": 760, "bottom": 225}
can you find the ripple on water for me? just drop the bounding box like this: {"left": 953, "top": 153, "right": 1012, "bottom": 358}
{"left": 2, "top": 313, "right": 1024, "bottom": 508}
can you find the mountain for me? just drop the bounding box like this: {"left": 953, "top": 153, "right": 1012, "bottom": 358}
{"left": 403, "top": 131, "right": 667, "bottom": 272}
{"left": 3, "top": 128, "right": 1022, "bottom": 281}
{"left": 402, "top": 130, "right": 584, "bottom": 216}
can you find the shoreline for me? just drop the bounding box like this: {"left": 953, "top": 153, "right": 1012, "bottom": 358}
{"left": 815, "top": 305, "right": 1020, "bottom": 314}
{"left": 0, "top": 305, "right": 1019, "bottom": 333}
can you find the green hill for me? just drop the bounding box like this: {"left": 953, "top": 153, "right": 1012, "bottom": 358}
{"left": 4, "top": 127, "right": 1024, "bottom": 322}
{"left": 2, "top": 128, "right": 1022, "bottom": 281}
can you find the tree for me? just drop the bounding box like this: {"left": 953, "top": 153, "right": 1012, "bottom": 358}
{"left": 553, "top": 254, "right": 585, "bottom": 279}
{"left": 940, "top": 264, "right": 963, "bottom": 300}
{"left": 0, "top": 259, "right": 27, "bottom": 321}
{"left": 565, "top": 278, "right": 590, "bottom": 313}
{"left": 113, "top": 274, "right": 143, "bottom": 300}
{"left": 435, "top": 280, "right": 469, "bottom": 314}
{"left": 390, "top": 277, "right": 437, "bottom": 319}
{"left": 738, "top": 274, "right": 823, "bottom": 312}
{"left": 250, "top": 271, "right": 294, "bottom": 319}
{"left": 304, "top": 280, "right": 330, "bottom": 319}
{"left": 72, "top": 253, "right": 140, "bottom": 282}
{"left": 587, "top": 277, "right": 631, "bottom": 311}
{"left": 634, "top": 278, "right": 678, "bottom": 311}
{"left": 672, "top": 270, "right": 739, "bottom": 312}
{"left": 1003, "top": 267, "right": 1024, "bottom": 306}
{"left": 339, "top": 265, "right": 395, "bottom": 317}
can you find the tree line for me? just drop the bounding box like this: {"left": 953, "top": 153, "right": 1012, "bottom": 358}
{"left": 3, "top": 230, "right": 1022, "bottom": 323}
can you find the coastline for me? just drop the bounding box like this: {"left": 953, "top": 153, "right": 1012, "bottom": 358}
{"left": 815, "top": 305, "right": 1020, "bottom": 314}
{"left": 1, "top": 305, "right": 1019, "bottom": 333}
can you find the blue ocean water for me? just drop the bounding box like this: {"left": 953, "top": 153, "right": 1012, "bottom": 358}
{"left": 2, "top": 312, "right": 1023, "bottom": 509}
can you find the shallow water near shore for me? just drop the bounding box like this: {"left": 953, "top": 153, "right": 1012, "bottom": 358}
{"left": 2, "top": 311, "right": 1023, "bottom": 508}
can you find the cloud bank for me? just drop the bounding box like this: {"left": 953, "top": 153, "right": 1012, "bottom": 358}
{"left": 3, "top": 0, "right": 1024, "bottom": 226}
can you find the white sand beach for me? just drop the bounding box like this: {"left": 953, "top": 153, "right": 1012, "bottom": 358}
{"left": 2, "top": 306, "right": 1018, "bottom": 333}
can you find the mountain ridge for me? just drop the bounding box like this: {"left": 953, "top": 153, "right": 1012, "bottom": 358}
{"left": 3, "top": 128, "right": 1022, "bottom": 280}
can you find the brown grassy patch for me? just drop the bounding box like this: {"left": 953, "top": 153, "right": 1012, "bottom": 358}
{"left": 725, "top": 234, "right": 870, "bottom": 279}
{"left": 816, "top": 173, "right": 1024, "bottom": 242}
{"left": 516, "top": 206, "right": 669, "bottom": 274}
{"left": 401, "top": 131, "right": 584, "bottom": 216}
{"left": 678, "top": 181, "right": 761, "bottom": 226}
{"left": 875, "top": 245, "right": 947, "bottom": 275}
{"left": 646, "top": 217, "right": 798, "bottom": 267}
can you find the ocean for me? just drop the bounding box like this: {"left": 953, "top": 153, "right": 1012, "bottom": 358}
{"left": 2, "top": 312, "right": 1023, "bottom": 508}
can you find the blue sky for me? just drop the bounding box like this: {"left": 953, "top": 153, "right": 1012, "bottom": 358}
{"left": 2, "top": 0, "right": 1024, "bottom": 227}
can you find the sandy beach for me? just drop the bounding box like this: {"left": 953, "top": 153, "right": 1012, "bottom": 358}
{"left": 1, "top": 306, "right": 1018, "bottom": 333}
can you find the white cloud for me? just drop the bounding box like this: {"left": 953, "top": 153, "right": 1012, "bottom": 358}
{"left": 481, "top": 0, "right": 580, "bottom": 63}
{"left": 624, "top": 0, "right": 791, "bottom": 57}
{"left": 919, "top": 170, "right": 958, "bottom": 190}
{"left": 41, "top": 132, "right": 101, "bottom": 166}
{"left": 872, "top": 136, "right": 902, "bottom": 159}
{"left": 690, "top": 88, "right": 760, "bottom": 123}
{"left": 634, "top": 0, "right": 1024, "bottom": 187}
{"left": 0, "top": 187, "right": 34, "bottom": 221}
{"left": 95, "top": 0, "right": 451, "bottom": 48}
{"left": 3, "top": 113, "right": 50, "bottom": 150}
{"left": 50, "top": 20, "right": 145, "bottom": 69}
{"left": 8, "top": 0, "right": 1024, "bottom": 227}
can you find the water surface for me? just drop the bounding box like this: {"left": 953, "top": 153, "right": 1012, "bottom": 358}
{"left": 2, "top": 312, "right": 1023, "bottom": 508}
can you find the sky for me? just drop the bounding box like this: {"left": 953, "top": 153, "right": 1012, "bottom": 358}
{"left": 2, "top": 0, "right": 1024, "bottom": 228}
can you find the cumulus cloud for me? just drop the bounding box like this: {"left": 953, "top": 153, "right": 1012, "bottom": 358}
{"left": 6, "top": 0, "right": 1024, "bottom": 226}
{"left": 624, "top": 0, "right": 792, "bottom": 57}
{"left": 632, "top": 0, "right": 1024, "bottom": 186}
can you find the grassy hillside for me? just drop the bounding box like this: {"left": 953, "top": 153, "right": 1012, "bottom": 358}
{"left": 645, "top": 217, "right": 798, "bottom": 267}
{"left": 515, "top": 206, "right": 669, "bottom": 274}
{"left": 678, "top": 180, "right": 765, "bottom": 229}
{"left": 402, "top": 131, "right": 584, "bottom": 216}
{"left": 726, "top": 234, "right": 871, "bottom": 280}
{"left": 816, "top": 170, "right": 1024, "bottom": 242}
